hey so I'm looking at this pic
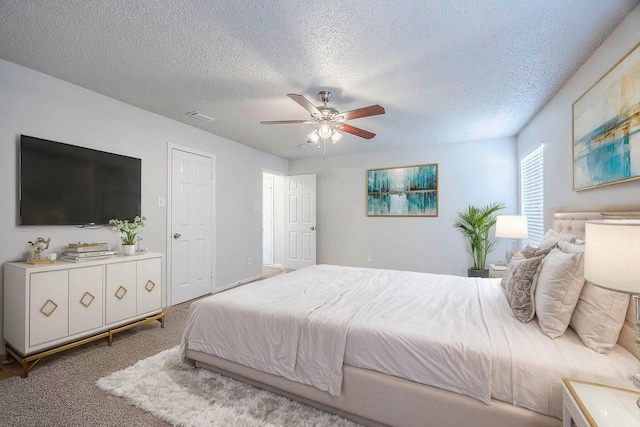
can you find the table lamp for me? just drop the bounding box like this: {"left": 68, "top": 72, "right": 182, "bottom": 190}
{"left": 495, "top": 215, "right": 528, "bottom": 262}
{"left": 584, "top": 220, "right": 640, "bottom": 404}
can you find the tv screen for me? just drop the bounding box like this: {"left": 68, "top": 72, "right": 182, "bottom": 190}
{"left": 20, "top": 135, "right": 141, "bottom": 225}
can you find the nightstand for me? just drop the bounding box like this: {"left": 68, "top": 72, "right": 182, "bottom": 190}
{"left": 562, "top": 378, "right": 640, "bottom": 426}
{"left": 489, "top": 263, "right": 507, "bottom": 279}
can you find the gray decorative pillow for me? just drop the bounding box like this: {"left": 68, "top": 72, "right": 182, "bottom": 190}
{"left": 520, "top": 245, "right": 554, "bottom": 259}
{"left": 501, "top": 255, "right": 545, "bottom": 323}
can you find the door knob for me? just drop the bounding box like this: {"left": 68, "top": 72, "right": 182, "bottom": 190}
{"left": 173, "top": 233, "right": 181, "bottom": 239}
{"left": 310, "top": 227, "right": 315, "bottom": 231}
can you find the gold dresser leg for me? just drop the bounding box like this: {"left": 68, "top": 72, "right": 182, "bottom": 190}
{"left": 5, "top": 345, "right": 35, "bottom": 378}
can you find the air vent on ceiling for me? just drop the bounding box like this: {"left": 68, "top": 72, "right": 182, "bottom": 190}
{"left": 186, "top": 111, "right": 215, "bottom": 122}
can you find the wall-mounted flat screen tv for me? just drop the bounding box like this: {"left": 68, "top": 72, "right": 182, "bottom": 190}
{"left": 20, "top": 135, "right": 141, "bottom": 225}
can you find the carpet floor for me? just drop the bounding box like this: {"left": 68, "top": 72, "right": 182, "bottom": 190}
{"left": 96, "top": 346, "right": 358, "bottom": 427}
{"left": 0, "top": 284, "right": 356, "bottom": 427}
{"left": 0, "top": 302, "right": 188, "bottom": 426}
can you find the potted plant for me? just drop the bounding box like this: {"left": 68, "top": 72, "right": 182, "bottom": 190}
{"left": 454, "top": 202, "right": 505, "bottom": 277}
{"left": 109, "top": 216, "right": 146, "bottom": 255}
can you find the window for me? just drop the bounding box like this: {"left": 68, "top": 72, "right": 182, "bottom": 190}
{"left": 521, "top": 146, "right": 544, "bottom": 246}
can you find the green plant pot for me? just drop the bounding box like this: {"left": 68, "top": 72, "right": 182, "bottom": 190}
{"left": 468, "top": 268, "right": 489, "bottom": 278}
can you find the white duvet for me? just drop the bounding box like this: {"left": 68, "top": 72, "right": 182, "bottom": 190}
{"left": 181, "top": 264, "right": 640, "bottom": 418}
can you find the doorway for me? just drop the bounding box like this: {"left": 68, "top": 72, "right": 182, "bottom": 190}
{"left": 263, "top": 172, "right": 284, "bottom": 275}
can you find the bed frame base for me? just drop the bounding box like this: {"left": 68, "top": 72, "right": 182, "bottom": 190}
{"left": 185, "top": 349, "right": 560, "bottom": 427}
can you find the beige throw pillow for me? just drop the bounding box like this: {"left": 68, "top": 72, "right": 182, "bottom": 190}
{"left": 501, "top": 254, "right": 544, "bottom": 323}
{"left": 535, "top": 248, "right": 585, "bottom": 338}
{"left": 570, "top": 283, "right": 630, "bottom": 354}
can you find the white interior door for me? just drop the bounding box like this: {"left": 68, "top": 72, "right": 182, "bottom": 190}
{"left": 284, "top": 174, "right": 316, "bottom": 270}
{"left": 170, "top": 148, "right": 213, "bottom": 305}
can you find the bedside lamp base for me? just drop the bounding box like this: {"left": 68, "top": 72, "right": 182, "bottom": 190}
{"left": 505, "top": 239, "right": 519, "bottom": 262}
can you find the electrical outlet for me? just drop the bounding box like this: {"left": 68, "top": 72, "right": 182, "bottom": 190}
{"left": 247, "top": 257, "right": 253, "bottom": 265}
{"left": 367, "top": 255, "right": 373, "bottom": 263}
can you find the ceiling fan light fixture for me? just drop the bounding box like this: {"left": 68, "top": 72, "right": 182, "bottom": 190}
{"left": 307, "top": 129, "right": 320, "bottom": 143}
{"left": 318, "top": 122, "right": 332, "bottom": 139}
{"left": 330, "top": 130, "right": 343, "bottom": 144}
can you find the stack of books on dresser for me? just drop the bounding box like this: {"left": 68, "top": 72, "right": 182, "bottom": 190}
{"left": 60, "top": 243, "right": 117, "bottom": 262}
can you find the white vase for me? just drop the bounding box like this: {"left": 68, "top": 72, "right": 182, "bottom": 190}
{"left": 122, "top": 244, "right": 136, "bottom": 256}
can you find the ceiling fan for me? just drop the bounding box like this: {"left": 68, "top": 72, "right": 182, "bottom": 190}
{"left": 260, "top": 91, "right": 385, "bottom": 145}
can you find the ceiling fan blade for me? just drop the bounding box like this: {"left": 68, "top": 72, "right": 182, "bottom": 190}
{"left": 260, "top": 120, "right": 315, "bottom": 125}
{"left": 287, "top": 94, "right": 322, "bottom": 117}
{"left": 336, "top": 123, "right": 376, "bottom": 139}
{"left": 338, "top": 105, "right": 385, "bottom": 121}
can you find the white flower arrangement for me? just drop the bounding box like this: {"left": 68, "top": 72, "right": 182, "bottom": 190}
{"left": 109, "top": 216, "right": 146, "bottom": 245}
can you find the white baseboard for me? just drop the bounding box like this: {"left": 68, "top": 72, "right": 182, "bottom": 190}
{"left": 216, "top": 273, "right": 263, "bottom": 294}
{"left": 238, "top": 273, "right": 263, "bottom": 285}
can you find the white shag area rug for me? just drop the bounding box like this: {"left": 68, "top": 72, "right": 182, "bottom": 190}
{"left": 96, "top": 346, "right": 360, "bottom": 427}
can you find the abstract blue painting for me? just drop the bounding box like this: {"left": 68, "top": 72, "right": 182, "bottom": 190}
{"left": 573, "top": 42, "right": 640, "bottom": 190}
{"left": 367, "top": 164, "right": 438, "bottom": 216}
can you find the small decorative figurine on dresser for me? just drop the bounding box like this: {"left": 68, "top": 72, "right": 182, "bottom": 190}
{"left": 27, "top": 237, "right": 54, "bottom": 264}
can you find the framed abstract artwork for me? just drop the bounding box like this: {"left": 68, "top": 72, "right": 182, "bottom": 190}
{"left": 573, "top": 42, "right": 640, "bottom": 191}
{"left": 367, "top": 164, "right": 438, "bottom": 217}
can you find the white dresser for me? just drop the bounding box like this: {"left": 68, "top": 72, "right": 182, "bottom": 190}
{"left": 3, "top": 252, "right": 164, "bottom": 376}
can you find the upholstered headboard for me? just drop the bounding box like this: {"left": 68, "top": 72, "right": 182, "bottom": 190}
{"left": 553, "top": 212, "right": 640, "bottom": 360}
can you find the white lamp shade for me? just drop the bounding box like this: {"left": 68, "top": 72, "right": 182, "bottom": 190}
{"left": 330, "top": 130, "right": 343, "bottom": 143}
{"left": 307, "top": 130, "right": 320, "bottom": 144}
{"left": 495, "top": 215, "right": 528, "bottom": 239}
{"left": 584, "top": 220, "right": 640, "bottom": 294}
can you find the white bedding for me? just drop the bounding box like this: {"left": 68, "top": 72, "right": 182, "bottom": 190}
{"left": 341, "top": 268, "right": 494, "bottom": 403}
{"left": 181, "top": 264, "right": 640, "bottom": 418}
{"left": 481, "top": 277, "right": 640, "bottom": 418}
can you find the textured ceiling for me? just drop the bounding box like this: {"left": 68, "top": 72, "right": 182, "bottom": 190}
{"left": 1, "top": 1, "right": 638, "bottom": 159}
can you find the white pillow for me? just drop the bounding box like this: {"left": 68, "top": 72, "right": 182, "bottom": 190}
{"left": 539, "top": 229, "right": 576, "bottom": 250}
{"left": 535, "top": 248, "right": 585, "bottom": 338}
{"left": 570, "top": 283, "right": 630, "bottom": 354}
{"left": 559, "top": 241, "right": 585, "bottom": 254}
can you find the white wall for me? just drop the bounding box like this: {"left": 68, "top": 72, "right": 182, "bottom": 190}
{"left": 289, "top": 137, "right": 518, "bottom": 275}
{"left": 518, "top": 5, "right": 640, "bottom": 225}
{"left": 0, "top": 59, "right": 288, "bottom": 353}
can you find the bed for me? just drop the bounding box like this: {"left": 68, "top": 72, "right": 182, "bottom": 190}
{"left": 181, "top": 212, "right": 640, "bottom": 427}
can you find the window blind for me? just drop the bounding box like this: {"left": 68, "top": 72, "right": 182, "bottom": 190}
{"left": 521, "top": 146, "right": 544, "bottom": 246}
